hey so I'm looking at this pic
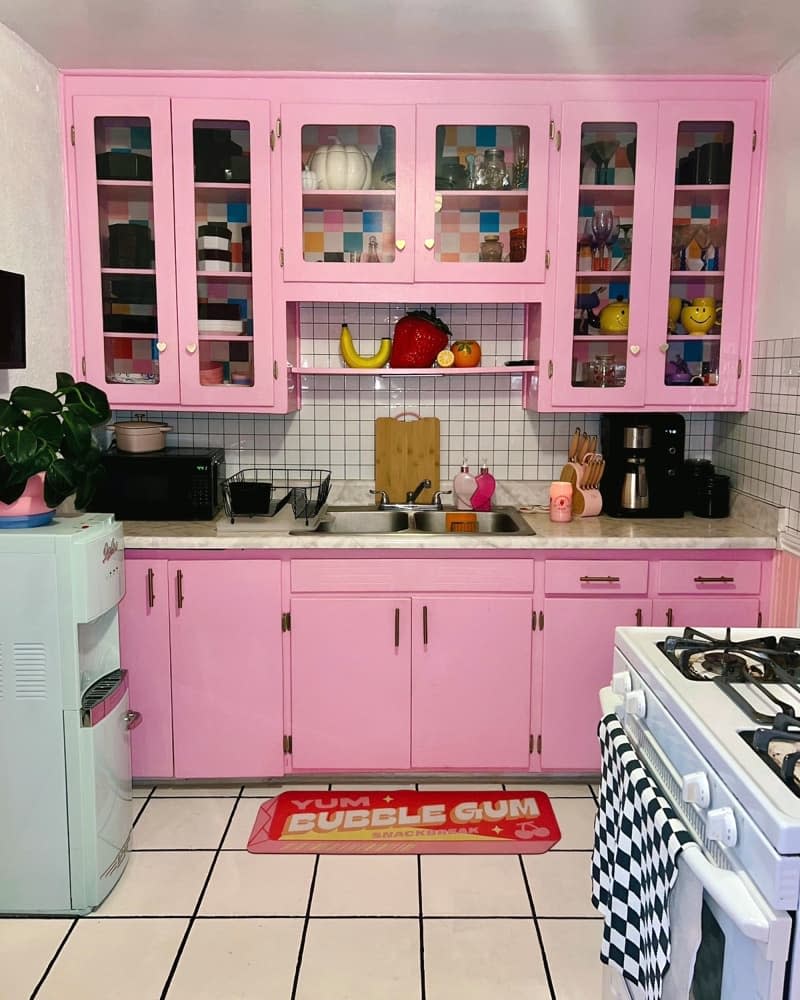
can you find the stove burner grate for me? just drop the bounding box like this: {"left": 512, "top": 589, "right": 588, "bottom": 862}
{"left": 658, "top": 627, "right": 800, "bottom": 683}
{"left": 740, "top": 728, "right": 800, "bottom": 798}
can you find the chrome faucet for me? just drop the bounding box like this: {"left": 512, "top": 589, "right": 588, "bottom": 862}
{"left": 406, "top": 479, "right": 432, "bottom": 503}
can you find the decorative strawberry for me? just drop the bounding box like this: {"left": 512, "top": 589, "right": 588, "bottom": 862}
{"left": 390, "top": 308, "right": 451, "bottom": 368}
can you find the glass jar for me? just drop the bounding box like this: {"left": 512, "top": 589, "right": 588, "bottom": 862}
{"left": 590, "top": 354, "right": 617, "bottom": 387}
{"left": 479, "top": 235, "right": 503, "bottom": 262}
{"left": 482, "top": 147, "right": 507, "bottom": 190}
{"left": 509, "top": 227, "right": 527, "bottom": 262}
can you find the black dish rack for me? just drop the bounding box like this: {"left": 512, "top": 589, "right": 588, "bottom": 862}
{"left": 222, "top": 468, "right": 331, "bottom": 525}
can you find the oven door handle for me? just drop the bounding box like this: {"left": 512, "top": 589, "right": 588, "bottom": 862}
{"left": 598, "top": 687, "right": 791, "bottom": 959}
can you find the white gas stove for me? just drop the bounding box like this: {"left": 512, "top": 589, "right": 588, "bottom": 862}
{"left": 603, "top": 625, "right": 800, "bottom": 1000}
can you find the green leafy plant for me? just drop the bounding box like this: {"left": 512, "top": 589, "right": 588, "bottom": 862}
{"left": 0, "top": 372, "right": 111, "bottom": 509}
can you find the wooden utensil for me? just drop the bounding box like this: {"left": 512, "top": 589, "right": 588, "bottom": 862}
{"left": 374, "top": 412, "right": 440, "bottom": 504}
{"left": 568, "top": 427, "right": 581, "bottom": 462}
{"left": 576, "top": 433, "right": 591, "bottom": 462}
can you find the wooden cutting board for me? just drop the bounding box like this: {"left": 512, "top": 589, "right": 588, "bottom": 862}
{"left": 374, "top": 414, "right": 440, "bottom": 504}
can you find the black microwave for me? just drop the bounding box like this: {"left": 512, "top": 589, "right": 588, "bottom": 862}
{"left": 87, "top": 447, "right": 225, "bottom": 521}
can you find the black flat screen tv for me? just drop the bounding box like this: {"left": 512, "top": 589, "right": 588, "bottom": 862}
{"left": 0, "top": 269, "right": 25, "bottom": 369}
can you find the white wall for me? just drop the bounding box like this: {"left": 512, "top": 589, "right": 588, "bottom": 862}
{"left": 752, "top": 50, "right": 800, "bottom": 341}
{"left": 0, "top": 22, "right": 70, "bottom": 396}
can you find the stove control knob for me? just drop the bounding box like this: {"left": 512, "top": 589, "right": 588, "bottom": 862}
{"left": 623, "top": 690, "right": 646, "bottom": 719}
{"left": 681, "top": 771, "right": 711, "bottom": 810}
{"left": 611, "top": 672, "right": 632, "bottom": 695}
{"left": 706, "top": 807, "right": 737, "bottom": 847}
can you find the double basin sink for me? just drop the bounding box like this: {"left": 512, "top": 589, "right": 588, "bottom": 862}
{"left": 292, "top": 505, "right": 535, "bottom": 536}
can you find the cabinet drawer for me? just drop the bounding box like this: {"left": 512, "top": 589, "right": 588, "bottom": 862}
{"left": 544, "top": 560, "right": 649, "bottom": 596}
{"left": 657, "top": 560, "right": 761, "bottom": 595}
{"left": 291, "top": 558, "right": 534, "bottom": 593}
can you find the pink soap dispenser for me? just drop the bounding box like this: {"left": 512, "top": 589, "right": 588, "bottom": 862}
{"left": 453, "top": 459, "right": 477, "bottom": 510}
{"left": 471, "top": 459, "right": 496, "bottom": 512}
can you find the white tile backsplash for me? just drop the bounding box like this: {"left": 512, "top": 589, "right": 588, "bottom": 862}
{"left": 113, "top": 302, "right": 716, "bottom": 489}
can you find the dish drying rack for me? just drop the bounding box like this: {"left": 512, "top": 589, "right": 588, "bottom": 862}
{"left": 218, "top": 468, "right": 331, "bottom": 532}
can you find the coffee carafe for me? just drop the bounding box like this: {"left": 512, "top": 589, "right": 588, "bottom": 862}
{"left": 620, "top": 425, "right": 651, "bottom": 511}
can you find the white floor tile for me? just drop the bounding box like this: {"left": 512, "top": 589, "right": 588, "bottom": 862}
{"left": 523, "top": 850, "right": 597, "bottom": 918}
{"left": 221, "top": 798, "right": 263, "bottom": 849}
{"left": 36, "top": 918, "right": 187, "bottom": 1000}
{"left": 296, "top": 918, "right": 420, "bottom": 1000}
{"left": 504, "top": 781, "right": 593, "bottom": 797}
{"left": 311, "top": 855, "right": 419, "bottom": 916}
{"left": 424, "top": 918, "right": 549, "bottom": 999}
{"left": 153, "top": 784, "right": 241, "bottom": 797}
{"left": 539, "top": 918, "right": 604, "bottom": 1000}
{"left": 240, "top": 782, "right": 330, "bottom": 797}
{"left": 91, "top": 851, "right": 214, "bottom": 917}
{"left": 132, "top": 798, "right": 236, "bottom": 850}
{"left": 421, "top": 855, "right": 530, "bottom": 916}
{"left": 166, "top": 918, "right": 303, "bottom": 999}
{"left": 0, "top": 919, "right": 71, "bottom": 999}
{"left": 551, "top": 797, "right": 598, "bottom": 851}
{"left": 417, "top": 782, "right": 505, "bottom": 790}
{"left": 199, "top": 851, "right": 315, "bottom": 916}
{"left": 132, "top": 785, "right": 153, "bottom": 798}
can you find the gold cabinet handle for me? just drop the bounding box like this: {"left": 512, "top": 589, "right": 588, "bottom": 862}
{"left": 694, "top": 576, "right": 734, "bottom": 584}
{"left": 147, "top": 567, "right": 155, "bottom": 609}
{"left": 394, "top": 608, "right": 400, "bottom": 648}
{"left": 666, "top": 607, "right": 673, "bottom": 626}
{"left": 423, "top": 238, "right": 435, "bottom": 250}
{"left": 635, "top": 608, "right": 643, "bottom": 626}
{"left": 395, "top": 239, "right": 406, "bottom": 251}
{"left": 176, "top": 569, "right": 184, "bottom": 609}
{"left": 579, "top": 575, "right": 621, "bottom": 583}
{"left": 423, "top": 605, "right": 429, "bottom": 646}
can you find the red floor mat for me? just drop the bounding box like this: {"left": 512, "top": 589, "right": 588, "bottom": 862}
{"left": 247, "top": 789, "right": 561, "bottom": 854}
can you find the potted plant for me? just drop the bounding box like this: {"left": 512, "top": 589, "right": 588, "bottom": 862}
{"left": 0, "top": 372, "right": 111, "bottom": 516}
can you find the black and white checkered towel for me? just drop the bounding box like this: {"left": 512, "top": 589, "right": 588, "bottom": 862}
{"left": 592, "top": 713, "right": 692, "bottom": 1000}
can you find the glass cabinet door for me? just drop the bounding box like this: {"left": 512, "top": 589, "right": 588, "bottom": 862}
{"left": 646, "top": 102, "right": 756, "bottom": 407}
{"left": 551, "top": 103, "right": 659, "bottom": 407}
{"left": 72, "top": 97, "right": 179, "bottom": 405}
{"left": 280, "top": 104, "right": 415, "bottom": 282}
{"left": 171, "top": 99, "right": 273, "bottom": 407}
{"left": 414, "top": 105, "right": 551, "bottom": 283}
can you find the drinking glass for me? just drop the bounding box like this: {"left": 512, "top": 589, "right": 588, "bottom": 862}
{"left": 591, "top": 210, "right": 615, "bottom": 270}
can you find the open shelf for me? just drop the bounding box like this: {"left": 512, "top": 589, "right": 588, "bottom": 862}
{"left": 670, "top": 270, "right": 725, "bottom": 279}
{"left": 103, "top": 332, "right": 158, "bottom": 340}
{"left": 197, "top": 334, "right": 254, "bottom": 342}
{"left": 674, "top": 184, "right": 730, "bottom": 193}
{"left": 293, "top": 365, "right": 537, "bottom": 377}
{"left": 195, "top": 270, "right": 252, "bottom": 279}
{"left": 667, "top": 334, "right": 721, "bottom": 341}
{"left": 101, "top": 267, "right": 156, "bottom": 276}
{"left": 575, "top": 270, "right": 631, "bottom": 279}
{"left": 571, "top": 335, "right": 628, "bottom": 343}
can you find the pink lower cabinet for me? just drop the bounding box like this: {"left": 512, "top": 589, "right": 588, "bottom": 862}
{"left": 411, "top": 596, "right": 533, "bottom": 769}
{"left": 118, "top": 560, "right": 173, "bottom": 779}
{"left": 539, "top": 557, "right": 652, "bottom": 772}
{"left": 169, "top": 560, "right": 284, "bottom": 779}
{"left": 289, "top": 597, "right": 412, "bottom": 770}
{"left": 652, "top": 598, "right": 761, "bottom": 629}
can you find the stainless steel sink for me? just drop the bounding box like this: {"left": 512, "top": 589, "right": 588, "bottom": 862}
{"left": 300, "top": 508, "right": 410, "bottom": 534}
{"left": 413, "top": 508, "right": 535, "bottom": 535}
{"left": 291, "top": 505, "right": 534, "bottom": 536}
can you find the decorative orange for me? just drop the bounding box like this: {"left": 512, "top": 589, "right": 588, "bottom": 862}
{"left": 452, "top": 340, "right": 482, "bottom": 368}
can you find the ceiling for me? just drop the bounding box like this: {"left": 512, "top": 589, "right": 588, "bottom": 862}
{"left": 0, "top": 0, "right": 799, "bottom": 76}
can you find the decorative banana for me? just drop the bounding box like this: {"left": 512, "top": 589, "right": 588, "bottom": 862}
{"left": 339, "top": 323, "right": 391, "bottom": 369}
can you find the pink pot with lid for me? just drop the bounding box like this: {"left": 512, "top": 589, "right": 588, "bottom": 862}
{"left": 110, "top": 418, "right": 172, "bottom": 453}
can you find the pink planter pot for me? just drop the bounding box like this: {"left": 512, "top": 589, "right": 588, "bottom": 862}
{"left": 0, "top": 473, "right": 54, "bottom": 520}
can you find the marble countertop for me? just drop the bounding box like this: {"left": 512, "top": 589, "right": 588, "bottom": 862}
{"left": 121, "top": 510, "right": 775, "bottom": 551}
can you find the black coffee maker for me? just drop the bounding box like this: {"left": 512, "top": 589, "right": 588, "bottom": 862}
{"left": 600, "top": 413, "right": 685, "bottom": 518}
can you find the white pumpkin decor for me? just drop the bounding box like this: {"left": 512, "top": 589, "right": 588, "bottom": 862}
{"left": 309, "top": 144, "right": 372, "bottom": 190}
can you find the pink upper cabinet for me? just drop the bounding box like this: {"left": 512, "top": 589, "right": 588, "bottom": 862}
{"left": 413, "top": 105, "right": 551, "bottom": 284}
{"left": 644, "top": 101, "right": 757, "bottom": 408}
{"left": 549, "top": 102, "right": 660, "bottom": 409}
{"left": 71, "top": 96, "right": 180, "bottom": 407}
{"left": 171, "top": 98, "right": 274, "bottom": 407}
{"left": 280, "top": 103, "right": 416, "bottom": 283}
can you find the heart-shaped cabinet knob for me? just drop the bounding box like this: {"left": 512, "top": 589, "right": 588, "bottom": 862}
{"left": 156, "top": 341, "right": 167, "bottom": 353}
{"left": 423, "top": 238, "right": 435, "bottom": 250}
{"left": 629, "top": 344, "right": 641, "bottom": 356}
{"left": 659, "top": 343, "right": 669, "bottom": 354}
{"left": 395, "top": 239, "right": 406, "bottom": 251}
{"left": 185, "top": 343, "right": 197, "bottom": 355}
